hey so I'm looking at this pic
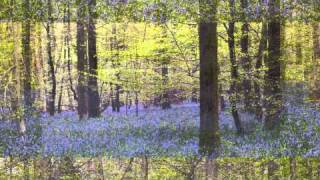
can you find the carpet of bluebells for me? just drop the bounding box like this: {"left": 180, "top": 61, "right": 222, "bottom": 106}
{"left": 0, "top": 87, "right": 319, "bottom": 159}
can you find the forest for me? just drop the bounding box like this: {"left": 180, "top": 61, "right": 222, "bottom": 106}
{"left": 0, "top": 0, "right": 319, "bottom": 179}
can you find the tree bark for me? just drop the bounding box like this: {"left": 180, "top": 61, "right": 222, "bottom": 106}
{"left": 161, "top": 63, "right": 171, "bottom": 109}
{"left": 227, "top": 0, "right": 244, "bottom": 134}
{"left": 21, "top": 0, "right": 32, "bottom": 134}
{"left": 57, "top": 78, "right": 64, "bottom": 113}
{"left": 87, "top": 0, "right": 100, "bottom": 118}
{"left": 160, "top": 25, "right": 171, "bottom": 109}
{"left": 10, "top": 16, "right": 21, "bottom": 118}
{"left": 311, "top": 22, "right": 320, "bottom": 100}
{"left": 46, "top": 0, "right": 57, "bottom": 116}
{"left": 253, "top": 22, "right": 267, "bottom": 120}
{"left": 77, "top": 0, "right": 88, "bottom": 120}
{"left": 111, "top": 24, "right": 121, "bottom": 112}
{"left": 66, "top": 2, "right": 77, "bottom": 103}
{"left": 264, "top": 0, "right": 282, "bottom": 130}
{"left": 240, "top": 0, "right": 252, "bottom": 112}
{"left": 295, "top": 30, "right": 303, "bottom": 65}
{"left": 199, "top": 0, "right": 220, "bottom": 156}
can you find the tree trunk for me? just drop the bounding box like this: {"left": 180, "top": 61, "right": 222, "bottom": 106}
{"left": 57, "top": 78, "right": 64, "bottom": 113}
{"left": 87, "top": 0, "right": 100, "bottom": 118}
{"left": 295, "top": 25, "right": 303, "bottom": 65}
{"left": 10, "top": 18, "right": 20, "bottom": 118}
{"left": 111, "top": 24, "right": 121, "bottom": 112}
{"left": 77, "top": 0, "right": 88, "bottom": 120}
{"left": 160, "top": 25, "right": 171, "bottom": 109}
{"left": 264, "top": 0, "right": 282, "bottom": 130}
{"left": 66, "top": 2, "right": 77, "bottom": 103}
{"left": 115, "top": 82, "right": 121, "bottom": 112}
{"left": 46, "top": 0, "right": 57, "bottom": 116}
{"left": 240, "top": 0, "right": 252, "bottom": 112}
{"left": 21, "top": 0, "right": 32, "bottom": 133}
{"left": 199, "top": 0, "right": 220, "bottom": 156}
{"left": 253, "top": 22, "right": 267, "bottom": 121}
{"left": 135, "top": 91, "right": 139, "bottom": 116}
{"left": 227, "top": 0, "right": 244, "bottom": 134}
{"left": 313, "top": 23, "right": 320, "bottom": 62}
{"left": 161, "top": 63, "right": 171, "bottom": 109}
{"left": 311, "top": 22, "right": 320, "bottom": 100}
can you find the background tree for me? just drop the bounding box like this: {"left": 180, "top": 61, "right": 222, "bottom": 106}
{"left": 311, "top": 22, "right": 320, "bottom": 99}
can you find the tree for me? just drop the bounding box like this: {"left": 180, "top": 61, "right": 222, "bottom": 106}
{"left": 9, "top": 0, "right": 21, "bottom": 119}
{"left": 158, "top": 3, "right": 171, "bottom": 110}
{"left": 264, "top": 0, "right": 282, "bottom": 129}
{"left": 77, "top": 0, "right": 88, "bottom": 120}
{"left": 199, "top": 0, "right": 221, "bottom": 155}
{"left": 311, "top": 22, "right": 320, "bottom": 99}
{"left": 87, "top": 0, "right": 100, "bottom": 118}
{"left": 21, "top": 0, "right": 32, "bottom": 133}
{"left": 313, "top": 22, "right": 320, "bottom": 64}
{"left": 226, "top": 0, "right": 244, "bottom": 134}
{"left": 110, "top": 24, "right": 122, "bottom": 112}
{"left": 253, "top": 22, "right": 267, "bottom": 120}
{"left": 46, "top": 0, "right": 57, "bottom": 116}
{"left": 64, "top": 1, "right": 77, "bottom": 106}
{"left": 240, "top": 0, "right": 252, "bottom": 111}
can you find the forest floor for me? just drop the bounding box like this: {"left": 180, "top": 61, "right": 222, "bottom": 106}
{"left": 0, "top": 85, "right": 320, "bottom": 179}
{"left": 1, "top": 102, "right": 319, "bottom": 158}
{"left": 0, "top": 84, "right": 320, "bottom": 158}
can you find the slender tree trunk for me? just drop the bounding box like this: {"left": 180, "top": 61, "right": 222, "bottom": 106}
{"left": 159, "top": 25, "right": 171, "bottom": 109}
{"left": 57, "top": 78, "right": 64, "bottom": 113}
{"left": 125, "top": 91, "right": 129, "bottom": 114}
{"left": 199, "top": 0, "right": 220, "bottom": 155}
{"left": 115, "top": 82, "right": 121, "bottom": 112}
{"left": 33, "top": 23, "right": 43, "bottom": 111}
{"left": 87, "top": 0, "right": 100, "bottom": 118}
{"left": 135, "top": 91, "right": 139, "bottom": 116}
{"left": 219, "top": 85, "right": 225, "bottom": 111}
{"left": 295, "top": 26, "right": 303, "bottom": 65}
{"left": 66, "top": 2, "right": 77, "bottom": 103}
{"left": 161, "top": 63, "right": 171, "bottom": 109}
{"left": 46, "top": 0, "right": 56, "bottom": 116}
{"left": 10, "top": 16, "right": 20, "bottom": 117}
{"left": 312, "top": 20, "right": 320, "bottom": 64}
{"left": 35, "top": 23, "right": 46, "bottom": 112}
{"left": 227, "top": 0, "right": 244, "bottom": 134}
{"left": 264, "top": 0, "right": 282, "bottom": 130}
{"left": 111, "top": 24, "right": 121, "bottom": 112}
{"left": 21, "top": 0, "right": 32, "bottom": 134}
{"left": 253, "top": 22, "right": 267, "bottom": 120}
{"left": 77, "top": 0, "right": 88, "bottom": 120}
{"left": 110, "top": 83, "right": 116, "bottom": 111}
{"left": 256, "top": 23, "right": 267, "bottom": 71}
{"left": 311, "top": 22, "right": 320, "bottom": 100}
